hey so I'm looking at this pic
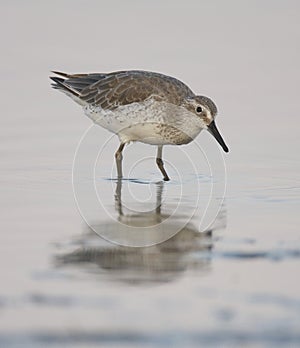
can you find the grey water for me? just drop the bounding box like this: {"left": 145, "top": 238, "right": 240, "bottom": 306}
{"left": 1, "top": 1, "right": 300, "bottom": 347}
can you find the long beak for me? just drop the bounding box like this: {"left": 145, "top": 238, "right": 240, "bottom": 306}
{"left": 207, "top": 120, "right": 229, "bottom": 153}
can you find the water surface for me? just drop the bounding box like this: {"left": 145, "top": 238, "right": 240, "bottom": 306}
{"left": 1, "top": 1, "right": 300, "bottom": 347}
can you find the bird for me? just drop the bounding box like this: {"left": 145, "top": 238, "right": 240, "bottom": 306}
{"left": 50, "top": 70, "right": 229, "bottom": 181}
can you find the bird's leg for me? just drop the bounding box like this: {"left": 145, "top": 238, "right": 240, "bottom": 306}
{"left": 156, "top": 145, "right": 170, "bottom": 181}
{"left": 115, "top": 143, "right": 125, "bottom": 179}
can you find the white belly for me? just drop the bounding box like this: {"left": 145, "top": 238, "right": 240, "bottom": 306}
{"left": 83, "top": 98, "right": 203, "bottom": 145}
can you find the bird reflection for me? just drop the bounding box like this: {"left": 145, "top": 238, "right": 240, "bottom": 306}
{"left": 114, "top": 179, "right": 167, "bottom": 225}
{"left": 55, "top": 179, "right": 225, "bottom": 284}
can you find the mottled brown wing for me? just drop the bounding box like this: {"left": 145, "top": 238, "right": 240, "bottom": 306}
{"left": 76, "top": 71, "right": 194, "bottom": 110}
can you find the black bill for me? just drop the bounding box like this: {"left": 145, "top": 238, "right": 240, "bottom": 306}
{"left": 208, "top": 121, "right": 229, "bottom": 153}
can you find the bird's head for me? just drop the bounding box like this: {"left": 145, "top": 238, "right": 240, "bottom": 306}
{"left": 183, "top": 95, "right": 229, "bottom": 153}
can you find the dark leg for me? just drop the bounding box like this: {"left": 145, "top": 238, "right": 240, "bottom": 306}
{"left": 115, "top": 143, "right": 125, "bottom": 179}
{"left": 156, "top": 145, "right": 170, "bottom": 181}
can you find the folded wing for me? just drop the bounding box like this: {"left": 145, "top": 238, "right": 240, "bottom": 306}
{"left": 50, "top": 70, "right": 194, "bottom": 110}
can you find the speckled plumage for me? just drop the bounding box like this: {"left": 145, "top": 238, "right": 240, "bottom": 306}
{"left": 50, "top": 70, "right": 228, "bottom": 180}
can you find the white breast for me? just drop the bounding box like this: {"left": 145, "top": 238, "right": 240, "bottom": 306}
{"left": 83, "top": 98, "right": 204, "bottom": 145}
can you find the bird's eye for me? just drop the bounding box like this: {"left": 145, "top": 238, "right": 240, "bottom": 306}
{"left": 196, "top": 106, "right": 203, "bottom": 113}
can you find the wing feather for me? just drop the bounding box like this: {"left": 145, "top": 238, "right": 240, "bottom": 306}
{"left": 50, "top": 70, "right": 194, "bottom": 109}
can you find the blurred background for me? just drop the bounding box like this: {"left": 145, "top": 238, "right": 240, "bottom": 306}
{"left": 0, "top": 1, "right": 300, "bottom": 347}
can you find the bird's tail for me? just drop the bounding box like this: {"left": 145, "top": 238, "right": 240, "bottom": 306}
{"left": 50, "top": 71, "right": 80, "bottom": 97}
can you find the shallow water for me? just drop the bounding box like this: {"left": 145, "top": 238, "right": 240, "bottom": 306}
{"left": 1, "top": 1, "right": 300, "bottom": 347}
